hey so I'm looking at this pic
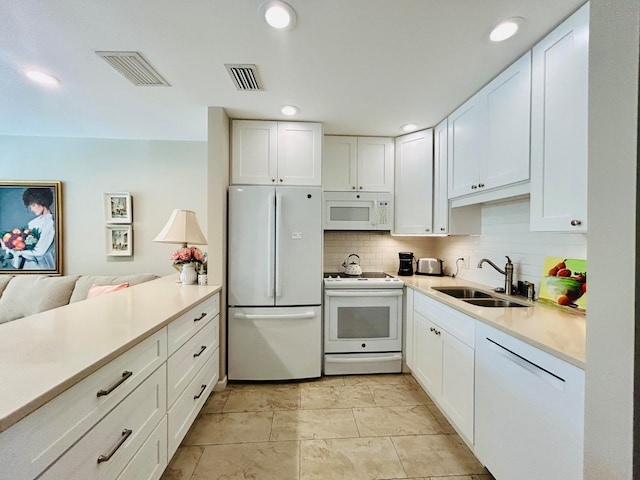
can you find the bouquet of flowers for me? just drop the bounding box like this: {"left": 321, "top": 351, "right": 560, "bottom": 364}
{"left": 2, "top": 228, "right": 39, "bottom": 251}
{"left": 171, "top": 246, "right": 205, "bottom": 265}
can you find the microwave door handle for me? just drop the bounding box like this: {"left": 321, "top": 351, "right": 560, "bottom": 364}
{"left": 372, "top": 200, "right": 377, "bottom": 228}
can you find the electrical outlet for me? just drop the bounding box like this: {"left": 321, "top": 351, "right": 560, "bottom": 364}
{"left": 463, "top": 256, "right": 470, "bottom": 270}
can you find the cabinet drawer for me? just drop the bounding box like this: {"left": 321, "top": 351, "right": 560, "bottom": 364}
{"left": 414, "top": 292, "right": 475, "bottom": 347}
{"left": 0, "top": 329, "right": 167, "bottom": 480}
{"left": 167, "top": 316, "right": 218, "bottom": 407}
{"left": 117, "top": 416, "right": 167, "bottom": 480}
{"left": 168, "top": 351, "right": 219, "bottom": 458}
{"left": 40, "top": 364, "right": 167, "bottom": 480}
{"left": 167, "top": 294, "right": 219, "bottom": 355}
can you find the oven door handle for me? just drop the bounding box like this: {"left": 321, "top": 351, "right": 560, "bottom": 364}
{"left": 325, "top": 353, "right": 403, "bottom": 363}
{"left": 324, "top": 290, "right": 403, "bottom": 297}
{"left": 233, "top": 312, "right": 316, "bottom": 320}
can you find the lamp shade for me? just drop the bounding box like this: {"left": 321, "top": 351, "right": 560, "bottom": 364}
{"left": 153, "top": 209, "right": 207, "bottom": 246}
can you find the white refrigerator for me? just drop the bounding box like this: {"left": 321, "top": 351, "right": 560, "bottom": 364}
{"left": 227, "top": 185, "right": 322, "bottom": 380}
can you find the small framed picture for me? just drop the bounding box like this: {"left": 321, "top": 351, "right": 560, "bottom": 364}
{"left": 104, "top": 192, "right": 132, "bottom": 224}
{"left": 106, "top": 225, "right": 133, "bottom": 256}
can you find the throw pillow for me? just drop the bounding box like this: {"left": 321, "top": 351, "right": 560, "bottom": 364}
{"left": 87, "top": 283, "right": 129, "bottom": 299}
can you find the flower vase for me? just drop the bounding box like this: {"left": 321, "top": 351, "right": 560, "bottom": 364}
{"left": 180, "top": 263, "right": 197, "bottom": 285}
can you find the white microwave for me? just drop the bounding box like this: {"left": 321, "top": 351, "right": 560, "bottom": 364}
{"left": 323, "top": 192, "right": 393, "bottom": 230}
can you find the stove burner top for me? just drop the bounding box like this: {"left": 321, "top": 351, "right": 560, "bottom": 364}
{"left": 323, "top": 272, "right": 389, "bottom": 279}
{"left": 323, "top": 271, "right": 404, "bottom": 289}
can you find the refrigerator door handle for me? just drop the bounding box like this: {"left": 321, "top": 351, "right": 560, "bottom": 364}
{"left": 267, "top": 191, "right": 276, "bottom": 299}
{"left": 233, "top": 312, "right": 317, "bottom": 320}
{"left": 275, "top": 192, "right": 283, "bottom": 298}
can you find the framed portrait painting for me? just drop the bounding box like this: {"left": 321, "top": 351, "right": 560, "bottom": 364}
{"left": 0, "top": 181, "right": 63, "bottom": 275}
{"left": 104, "top": 192, "right": 132, "bottom": 224}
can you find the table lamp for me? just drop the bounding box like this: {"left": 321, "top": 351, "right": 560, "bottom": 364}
{"left": 153, "top": 209, "right": 207, "bottom": 248}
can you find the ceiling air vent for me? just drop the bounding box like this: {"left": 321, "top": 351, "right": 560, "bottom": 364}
{"left": 96, "top": 51, "right": 170, "bottom": 86}
{"left": 225, "top": 64, "right": 264, "bottom": 91}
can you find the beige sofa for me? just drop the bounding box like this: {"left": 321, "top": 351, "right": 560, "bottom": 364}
{"left": 0, "top": 273, "right": 159, "bottom": 324}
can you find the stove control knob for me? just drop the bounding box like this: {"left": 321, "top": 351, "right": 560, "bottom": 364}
{"left": 361, "top": 343, "right": 366, "bottom": 348}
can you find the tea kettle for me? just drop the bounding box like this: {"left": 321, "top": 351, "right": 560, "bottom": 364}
{"left": 342, "top": 254, "right": 362, "bottom": 276}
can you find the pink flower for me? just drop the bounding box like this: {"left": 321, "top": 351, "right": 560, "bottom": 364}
{"left": 171, "top": 246, "right": 205, "bottom": 265}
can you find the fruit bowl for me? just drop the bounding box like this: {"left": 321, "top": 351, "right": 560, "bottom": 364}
{"left": 543, "top": 275, "right": 585, "bottom": 307}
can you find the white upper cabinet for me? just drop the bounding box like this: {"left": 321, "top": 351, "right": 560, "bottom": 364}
{"left": 231, "top": 120, "right": 322, "bottom": 186}
{"left": 530, "top": 3, "right": 589, "bottom": 232}
{"left": 323, "top": 136, "right": 394, "bottom": 192}
{"left": 448, "top": 51, "right": 532, "bottom": 201}
{"left": 393, "top": 129, "right": 434, "bottom": 235}
{"left": 433, "top": 119, "right": 449, "bottom": 234}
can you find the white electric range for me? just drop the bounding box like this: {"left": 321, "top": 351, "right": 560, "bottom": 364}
{"left": 323, "top": 272, "right": 404, "bottom": 375}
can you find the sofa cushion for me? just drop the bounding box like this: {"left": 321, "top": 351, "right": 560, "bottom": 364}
{"left": 87, "top": 282, "right": 129, "bottom": 299}
{"left": 0, "top": 275, "right": 80, "bottom": 324}
{"left": 0, "top": 276, "right": 13, "bottom": 298}
{"left": 69, "top": 273, "right": 159, "bottom": 303}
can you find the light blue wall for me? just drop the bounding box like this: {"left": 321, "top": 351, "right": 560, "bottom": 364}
{"left": 0, "top": 135, "right": 207, "bottom": 276}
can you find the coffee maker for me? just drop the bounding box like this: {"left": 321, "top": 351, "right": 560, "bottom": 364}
{"left": 398, "top": 252, "right": 415, "bottom": 276}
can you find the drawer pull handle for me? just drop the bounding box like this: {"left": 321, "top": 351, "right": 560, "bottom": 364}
{"left": 194, "top": 312, "right": 207, "bottom": 322}
{"left": 194, "top": 384, "right": 207, "bottom": 400}
{"left": 97, "top": 429, "right": 132, "bottom": 464}
{"left": 97, "top": 371, "right": 133, "bottom": 397}
{"left": 193, "top": 345, "right": 207, "bottom": 358}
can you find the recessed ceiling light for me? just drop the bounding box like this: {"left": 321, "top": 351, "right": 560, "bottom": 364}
{"left": 401, "top": 123, "right": 419, "bottom": 132}
{"left": 281, "top": 105, "right": 299, "bottom": 116}
{"left": 258, "top": 1, "right": 297, "bottom": 30}
{"left": 22, "top": 69, "right": 60, "bottom": 86}
{"left": 489, "top": 18, "right": 523, "bottom": 42}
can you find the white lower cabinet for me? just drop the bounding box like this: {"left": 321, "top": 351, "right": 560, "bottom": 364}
{"left": 411, "top": 291, "right": 474, "bottom": 444}
{"left": 475, "top": 321, "right": 584, "bottom": 480}
{"left": 0, "top": 292, "right": 221, "bottom": 480}
{"left": 40, "top": 365, "right": 167, "bottom": 480}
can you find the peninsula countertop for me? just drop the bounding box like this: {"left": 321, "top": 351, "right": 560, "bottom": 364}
{"left": 400, "top": 274, "right": 586, "bottom": 368}
{"left": 0, "top": 274, "right": 221, "bottom": 433}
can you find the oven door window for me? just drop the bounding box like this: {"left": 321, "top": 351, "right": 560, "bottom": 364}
{"left": 336, "top": 306, "right": 390, "bottom": 338}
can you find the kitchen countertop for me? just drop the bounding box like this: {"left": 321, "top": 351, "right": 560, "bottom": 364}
{"left": 0, "top": 274, "right": 221, "bottom": 434}
{"left": 400, "top": 274, "right": 586, "bottom": 369}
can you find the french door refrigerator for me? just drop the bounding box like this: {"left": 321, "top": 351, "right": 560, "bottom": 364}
{"left": 227, "top": 185, "right": 322, "bottom": 380}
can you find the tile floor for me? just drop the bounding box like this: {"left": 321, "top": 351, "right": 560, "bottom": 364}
{"left": 161, "top": 373, "right": 494, "bottom": 480}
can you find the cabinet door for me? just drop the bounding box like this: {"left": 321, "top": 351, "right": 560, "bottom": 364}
{"left": 231, "top": 120, "right": 278, "bottom": 185}
{"left": 530, "top": 3, "right": 589, "bottom": 232}
{"left": 483, "top": 51, "right": 531, "bottom": 190}
{"left": 323, "top": 136, "right": 358, "bottom": 191}
{"left": 393, "top": 129, "right": 434, "bottom": 234}
{"left": 277, "top": 122, "right": 323, "bottom": 186}
{"left": 357, "top": 137, "right": 394, "bottom": 192}
{"left": 440, "top": 331, "right": 474, "bottom": 443}
{"left": 433, "top": 119, "right": 449, "bottom": 234}
{"left": 412, "top": 312, "right": 442, "bottom": 399}
{"left": 447, "top": 96, "right": 484, "bottom": 198}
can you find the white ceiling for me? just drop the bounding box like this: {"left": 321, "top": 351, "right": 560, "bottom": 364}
{"left": 0, "top": 0, "right": 585, "bottom": 141}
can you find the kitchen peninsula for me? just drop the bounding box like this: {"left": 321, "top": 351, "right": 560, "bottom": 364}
{"left": 0, "top": 275, "right": 221, "bottom": 480}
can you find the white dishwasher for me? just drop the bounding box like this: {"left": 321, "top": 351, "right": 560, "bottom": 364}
{"left": 474, "top": 322, "right": 584, "bottom": 480}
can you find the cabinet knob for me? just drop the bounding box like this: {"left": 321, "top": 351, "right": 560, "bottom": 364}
{"left": 425, "top": 228, "right": 430, "bottom": 232}
{"left": 570, "top": 219, "right": 582, "bottom": 226}
{"left": 271, "top": 178, "right": 276, "bottom": 183}
{"left": 478, "top": 183, "right": 485, "bottom": 188}
{"left": 279, "top": 178, "right": 283, "bottom": 183}
{"left": 440, "top": 227, "right": 446, "bottom": 232}
{"left": 471, "top": 185, "right": 478, "bottom": 190}
{"left": 359, "top": 186, "right": 363, "bottom": 190}
{"left": 352, "top": 186, "right": 356, "bottom": 190}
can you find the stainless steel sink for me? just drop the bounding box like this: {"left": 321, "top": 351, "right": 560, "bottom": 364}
{"left": 432, "top": 287, "right": 493, "bottom": 299}
{"left": 463, "top": 298, "right": 530, "bottom": 308}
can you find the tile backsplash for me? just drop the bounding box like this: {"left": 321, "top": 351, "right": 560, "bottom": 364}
{"left": 323, "top": 198, "right": 587, "bottom": 297}
{"left": 323, "top": 231, "right": 436, "bottom": 274}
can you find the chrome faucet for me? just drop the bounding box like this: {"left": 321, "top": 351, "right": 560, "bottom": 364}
{"left": 477, "top": 256, "right": 514, "bottom": 295}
